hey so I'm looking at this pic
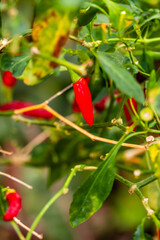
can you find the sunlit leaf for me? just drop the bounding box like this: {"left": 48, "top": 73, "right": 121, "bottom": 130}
{"left": 20, "top": 0, "right": 83, "bottom": 85}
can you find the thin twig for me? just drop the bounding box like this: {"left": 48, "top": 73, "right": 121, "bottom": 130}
{"left": 22, "top": 131, "right": 49, "bottom": 154}
{"left": 0, "top": 149, "right": 12, "bottom": 155}
{"left": 0, "top": 172, "right": 32, "bottom": 189}
{"left": 45, "top": 83, "right": 73, "bottom": 104}
{"left": 14, "top": 218, "right": 43, "bottom": 239}
{"left": 14, "top": 103, "right": 146, "bottom": 149}
{"left": 44, "top": 105, "right": 146, "bottom": 149}
{"left": 0, "top": 34, "right": 31, "bottom": 51}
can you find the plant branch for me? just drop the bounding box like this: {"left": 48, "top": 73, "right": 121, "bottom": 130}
{"left": 14, "top": 218, "right": 43, "bottom": 239}
{"left": 44, "top": 105, "right": 146, "bottom": 149}
{"left": 36, "top": 53, "right": 86, "bottom": 76}
{"left": 12, "top": 115, "right": 125, "bottom": 131}
{"left": 12, "top": 101, "right": 146, "bottom": 149}
{"left": 115, "top": 163, "right": 154, "bottom": 175}
{"left": 0, "top": 172, "right": 32, "bottom": 189}
{"left": 45, "top": 83, "right": 73, "bottom": 104}
{"left": 25, "top": 165, "right": 83, "bottom": 240}
{"left": 0, "top": 149, "right": 12, "bottom": 155}
{"left": 115, "top": 173, "right": 158, "bottom": 220}
{"left": 137, "top": 175, "right": 157, "bottom": 188}
{"left": 69, "top": 35, "right": 160, "bottom": 49}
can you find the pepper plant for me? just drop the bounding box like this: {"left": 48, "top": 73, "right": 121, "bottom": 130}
{"left": 0, "top": 0, "right": 160, "bottom": 239}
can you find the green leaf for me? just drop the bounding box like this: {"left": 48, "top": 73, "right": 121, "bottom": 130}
{"left": 77, "top": 0, "right": 107, "bottom": 26}
{"left": 20, "top": 0, "right": 84, "bottom": 85}
{"left": 0, "top": 186, "right": 8, "bottom": 220}
{"left": 97, "top": 52, "right": 145, "bottom": 103}
{"left": 132, "top": 221, "right": 153, "bottom": 240}
{"left": 77, "top": 5, "right": 98, "bottom": 26}
{"left": 103, "top": 0, "right": 133, "bottom": 30}
{"left": 147, "top": 70, "right": 157, "bottom": 93}
{"left": 69, "top": 133, "right": 129, "bottom": 227}
{"left": 0, "top": 53, "right": 30, "bottom": 77}
{"left": 63, "top": 48, "right": 90, "bottom": 63}
{"left": 69, "top": 150, "right": 116, "bottom": 227}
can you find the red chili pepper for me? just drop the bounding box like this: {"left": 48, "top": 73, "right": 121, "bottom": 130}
{"left": 2, "top": 71, "right": 17, "bottom": 88}
{"left": 0, "top": 101, "right": 54, "bottom": 119}
{"left": 72, "top": 77, "right": 90, "bottom": 113}
{"left": 158, "top": 229, "right": 160, "bottom": 240}
{"left": 3, "top": 191, "right": 22, "bottom": 221}
{"left": 73, "top": 77, "right": 94, "bottom": 126}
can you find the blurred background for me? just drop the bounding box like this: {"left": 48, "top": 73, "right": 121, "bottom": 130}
{"left": 0, "top": 0, "right": 160, "bottom": 239}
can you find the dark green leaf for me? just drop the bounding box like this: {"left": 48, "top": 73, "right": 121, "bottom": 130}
{"left": 97, "top": 52, "right": 145, "bottom": 103}
{"left": 77, "top": 1, "right": 107, "bottom": 26}
{"left": 147, "top": 70, "right": 157, "bottom": 93}
{"left": 132, "top": 221, "right": 153, "bottom": 240}
{"left": 0, "top": 53, "right": 30, "bottom": 77}
{"left": 69, "top": 150, "right": 116, "bottom": 227}
{"left": 69, "top": 133, "right": 129, "bottom": 227}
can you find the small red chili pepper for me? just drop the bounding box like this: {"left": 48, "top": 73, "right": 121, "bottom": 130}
{"left": 158, "top": 229, "right": 160, "bottom": 240}
{"left": 0, "top": 100, "right": 54, "bottom": 119}
{"left": 3, "top": 191, "right": 22, "bottom": 221}
{"left": 73, "top": 77, "right": 94, "bottom": 126}
{"left": 94, "top": 96, "right": 109, "bottom": 112}
{"left": 2, "top": 71, "right": 17, "bottom": 88}
{"left": 94, "top": 90, "right": 121, "bottom": 112}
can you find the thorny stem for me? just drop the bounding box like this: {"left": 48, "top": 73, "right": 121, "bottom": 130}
{"left": 25, "top": 165, "right": 83, "bottom": 240}
{"left": 11, "top": 221, "right": 25, "bottom": 240}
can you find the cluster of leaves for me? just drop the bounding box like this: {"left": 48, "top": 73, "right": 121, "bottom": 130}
{"left": 0, "top": 0, "right": 160, "bottom": 239}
